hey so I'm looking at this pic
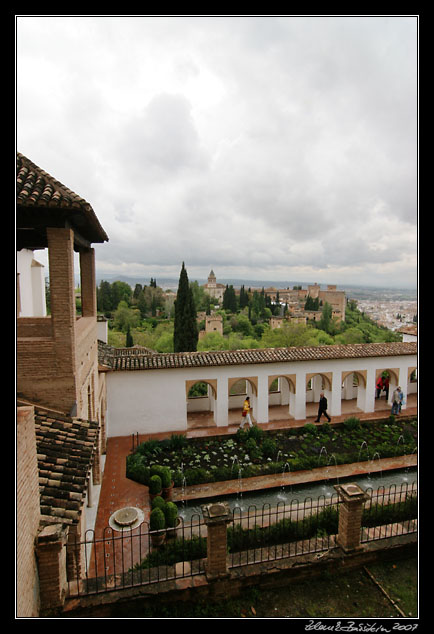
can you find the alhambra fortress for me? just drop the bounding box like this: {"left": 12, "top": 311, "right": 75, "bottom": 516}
{"left": 199, "top": 269, "right": 346, "bottom": 339}
{"left": 16, "top": 153, "right": 417, "bottom": 617}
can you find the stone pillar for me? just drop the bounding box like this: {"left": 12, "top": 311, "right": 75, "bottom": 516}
{"left": 334, "top": 483, "right": 370, "bottom": 552}
{"left": 201, "top": 502, "right": 232, "bottom": 579}
{"left": 79, "top": 248, "right": 97, "bottom": 317}
{"left": 36, "top": 523, "right": 69, "bottom": 615}
{"left": 47, "top": 227, "right": 78, "bottom": 413}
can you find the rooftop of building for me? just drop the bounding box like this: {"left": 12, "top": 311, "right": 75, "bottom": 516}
{"left": 32, "top": 407, "right": 99, "bottom": 525}
{"left": 16, "top": 152, "right": 109, "bottom": 248}
{"left": 98, "top": 340, "right": 417, "bottom": 372}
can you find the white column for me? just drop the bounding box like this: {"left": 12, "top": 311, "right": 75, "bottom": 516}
{"left": 256, "top": 373, "right": 269, "bottom": 424}
{"left": 364, "top": 367, "right": 376, "bottom": 413}
{"left": 330, "top": 371, "right": 342, "bottom": 417}
{"left": 294, "top": 370, "right": 307, "bottom": 420}
{"left": 280, "top": 378, "right": 290, "bottom": 406}
{"left": 398, "top": 365, "right": 409, "bottom": 411}
{"left": 215, "top": 377, "right": 229, "bottom": 426}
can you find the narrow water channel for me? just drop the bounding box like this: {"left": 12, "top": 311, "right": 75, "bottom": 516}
{"left": 177, "top": 468, "right": 417, "bottom": 521}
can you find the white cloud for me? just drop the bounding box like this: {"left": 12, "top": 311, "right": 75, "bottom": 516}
{"left": 17, "top": 15, "right": 418, "bottom": 289}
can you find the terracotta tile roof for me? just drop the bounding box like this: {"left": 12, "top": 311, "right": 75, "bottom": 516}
{"left": 34, "top": 409, "right": 99, "bottom": 525}
{"left": 16, "top": 152, "right": 108, "bottom": 246}
{"left": 98, "top": 341, "right": 417, "bottom": 372}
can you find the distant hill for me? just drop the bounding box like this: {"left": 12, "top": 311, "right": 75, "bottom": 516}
{"left": 94, "top": 273, "right": 416, "bottom": 302}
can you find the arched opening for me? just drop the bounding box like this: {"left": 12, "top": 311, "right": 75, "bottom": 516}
{"left": 341, "top": 371, "right": 367, "bottom": 417}
{"left": 305, "top": 373, "right": 332, "bottom": 419}
{"left": 267, "top": 375, "right": 296, "bottom": 421}
{"left": 374, "top": 368, "right": 399, "bottom": 412}
{"left": 186, "top": 380, "right": 217, "bottom": 430}
{"left": 228, "top": 377, "right": 257, "bottom": 425}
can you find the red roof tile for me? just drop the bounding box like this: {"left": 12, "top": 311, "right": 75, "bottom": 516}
{"left": 98, "top": 341, "right": 417, "bottom": 371}
{"left": 16, "top": 153, "right": 108, "bottom": 246}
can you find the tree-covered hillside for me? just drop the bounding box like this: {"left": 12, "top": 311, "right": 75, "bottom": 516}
{"left": 98, "top": 280, "right": 401, "bottom": 352}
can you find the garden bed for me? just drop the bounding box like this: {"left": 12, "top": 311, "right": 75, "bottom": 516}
{"left": 126, "top": 415, "right": 417, "bottom": 489}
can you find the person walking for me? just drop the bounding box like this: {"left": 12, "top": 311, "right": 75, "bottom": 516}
{"left": 376, "top": 376, "right": 384, "bottom": 399}
{"left": 315, "top": 392, "right": 331, "bottom": 422}
{"left": 240, "top": 396, "right": 253, "bottom": 429}
{"left": 391, "top": 387, "right": 402, "bottom": 415}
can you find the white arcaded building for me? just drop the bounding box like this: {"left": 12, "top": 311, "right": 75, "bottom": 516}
{"left": 98, "top": 341, "right": 417, "bottom": 438}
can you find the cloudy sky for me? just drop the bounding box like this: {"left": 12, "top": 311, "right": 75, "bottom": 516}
{"left": 16, "top": 15, "right": 418, "bottom": 289}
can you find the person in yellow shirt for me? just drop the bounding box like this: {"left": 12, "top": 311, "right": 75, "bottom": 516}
{"left": 240, "top": 396, "right": 253, "bottom": 429}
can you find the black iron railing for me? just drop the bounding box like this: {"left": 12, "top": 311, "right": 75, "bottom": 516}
{"left": 229, "top": 494, "right": 341, "bottom": 568}
{"left": 66, "top": 513, "right": 206, "bottom": 598}
{"left": 66, "top": 483, "right": 417, "bottom": 598}
{"left": 360, "top": 481, "right": 417, "bottom": 543}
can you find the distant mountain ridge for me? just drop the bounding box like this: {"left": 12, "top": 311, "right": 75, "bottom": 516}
{"left": 94, "top": 273, "right": 417, "bottom": 301}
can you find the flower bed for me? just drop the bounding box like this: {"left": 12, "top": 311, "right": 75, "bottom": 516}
{"left": 126, "top": 415, "right": 417, "bottom": 488}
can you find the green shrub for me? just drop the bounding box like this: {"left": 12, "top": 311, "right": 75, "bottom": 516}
{"left": 126, "top": 454, "right": 150, "bottom": 485}
{"left": 363, "top": 495, "right": 417, "bottom": 527}
{"left": 303, "top": 423, "right": 317, "bottom": 435}
{"left": 149, "top": 507, "right": 165, "bottom": 531}
{"left": 164, "top": 501, "right": 179, "bottom": 528}
{"left": 235, "top": 427, "right": 249, "bottom": 443}
{"left": 262, "top": 437, "right": 278, "bottom": 459}
{"left": 321, "top": 422, "right": 332, "bottom": 434}
{"left": 245, "top": 437, "right": 257, "bottom": 452}
{"left": 134, "top": 535, "right": 206, "bottom": 570}
{"left": 343, "top": 416, "right": 361, "bottom": 430}
{"left": 149, "top": 474, "right": 162, "bottom": 495}
{"left": 248, "top": 425, "right": 265, "bottom": 443}
{"left": 151, "top": 465, "right": 172, "bottom": 488}
{"left": 184, "top": 467, "right": 211, "bottom": 486}
{"left": 168, "top": 433, "right": 188, "bottom": 450}
{"left": 136, "top": 439, "right": 162, "bottom": 456}
{"left": 227, "top": 504, "right": 339, "bottom": 552}
{"left": 151, "top": 495, "right": 166, "bottom": 511}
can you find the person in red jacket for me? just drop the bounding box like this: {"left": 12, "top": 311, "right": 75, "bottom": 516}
{"left": 376, "top": 376, "right": 384, "bottom": 398}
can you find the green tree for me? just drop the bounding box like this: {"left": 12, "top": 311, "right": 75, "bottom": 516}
{"left": 173, "top": 262, "right": 198, "bottom": 352}
{"left": 114, "top": 300, "right": 140, "bottom": 332}
{"left": 197, "top": 331, "right": 227, "bottom": 350}
{"left": 239, "top": 285, "right": 249, "bottom": 309}
{"left": 125, "top": 325, "right": 134, "bottom": 347}
{"left": 260, "top": 321, "right": 318, "bottom": 348}
{"left": 230, "top": 313, "right": 254, "bottom": 337}
{"left": 223, "top": 284, "right": 237, "bottom": 312}
{"left": 111, "top": 280, "right": 133, "bottom": 307}
{"left": 137, "top": 291, "right": 148, "bottom": 319}
{"left": 97, "top": 280, "right": 113, "bottom": 313}
{"left": 133, "top": 283, "right": 143, "bottom": 300}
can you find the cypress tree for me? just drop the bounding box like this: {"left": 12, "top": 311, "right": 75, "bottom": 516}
{"left": 174, "top": 262, "right": 198, "bottom": 352}
{"left": 126, "top": 325, "right": 133, "bottom": 347}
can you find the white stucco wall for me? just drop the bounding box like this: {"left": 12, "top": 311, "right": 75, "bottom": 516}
{"left": 17, "top": 249, "right": 47, "bottom": 317}
{"left": 105, "top": 352, "right": 417, "bottom": 438}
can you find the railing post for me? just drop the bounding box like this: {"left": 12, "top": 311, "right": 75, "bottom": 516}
{"left": 201, "top": 502, "right": 233, "bottom": 580}
{"left": 334, "top": 483, "right": 370, "bottom": 552}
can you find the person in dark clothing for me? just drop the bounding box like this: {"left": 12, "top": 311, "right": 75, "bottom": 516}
{"left": 315, "top": 392, "right": 331, "bottom": 422}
